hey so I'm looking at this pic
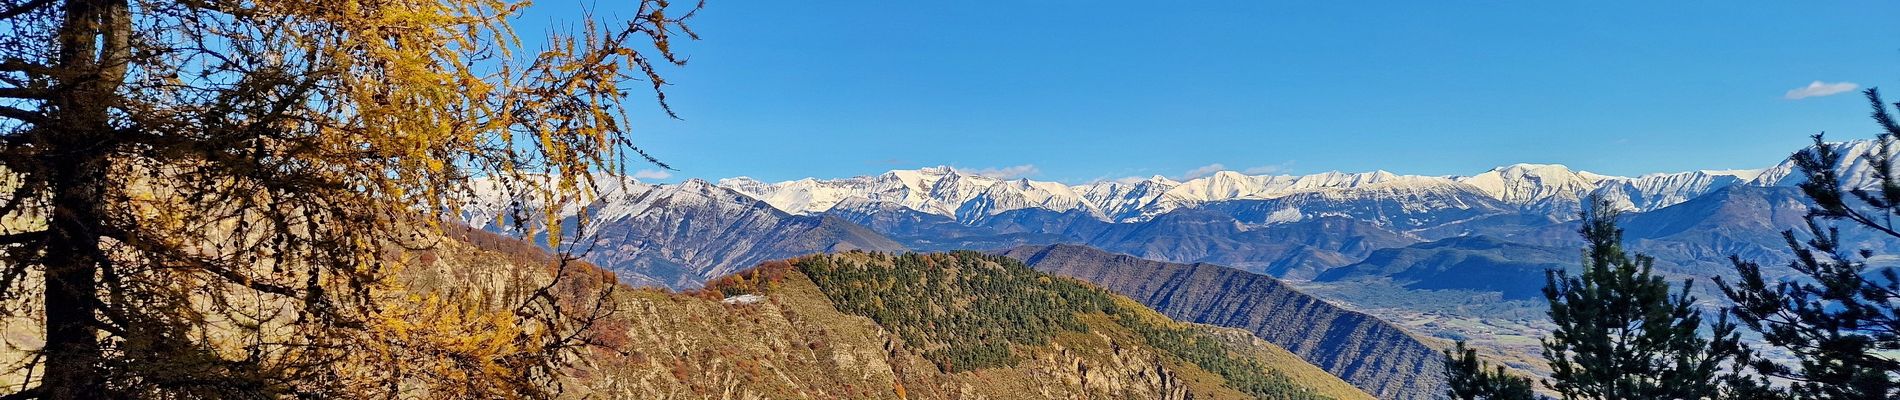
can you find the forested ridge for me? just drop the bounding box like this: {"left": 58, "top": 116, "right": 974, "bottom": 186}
{"left": 1002, "top": 243, "right": 1452, "bottom": 399}
{"left": 784, "top": 250, "right": 1342, "bottom": 400}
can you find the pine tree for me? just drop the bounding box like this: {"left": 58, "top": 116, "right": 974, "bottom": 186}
{"left": 1444, "top": 341, "right": 1536, "bottom": 400}
{"left": 1541, "top": 200, "right": 1743, "bottom": 400}
{"left": 1716, "top": 88, "right": 1900, "bottom": 399}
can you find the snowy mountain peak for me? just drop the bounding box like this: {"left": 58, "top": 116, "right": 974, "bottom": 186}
{"left": 1490, "top": 163, "right": 1568, "bottom": 173}
{"left": 676, "top": 178, "right": 715, "bottom": 189}
{"left": 911, "top": 165, "right": 958, "bottom": 175}
{"left": 716, "top": 176, "right": 765, "bottom": 186}
{"left": 1209, "top": 170, "right": 1251, "bottom": 179}
{"left": 1457, "top": 163, "right": 1602, "bottom": 209}
{"left": 698, "top": 141, "right": 1877, "bottom": 226}
{"left": 1695, "top": 169, "right": 1767, "bottom": 181}
{"left": 1752, "top": 139, "right": 1882, "bottom": 187}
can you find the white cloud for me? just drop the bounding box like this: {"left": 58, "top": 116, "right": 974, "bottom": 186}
{"left": 963, "top": 164, "right": 1040, "bottom": 179}
{"left": 630, "top": 169, "right": 673, "bottom": 180}
{"left": 1181, "top": 163, "right": 1227, "bottom": 180}
{"left": 1785, "top": 81, "right": 1858, "bottom": 100}
{"left": 1243, "top": 162, "right": 1295, "bottom": 175}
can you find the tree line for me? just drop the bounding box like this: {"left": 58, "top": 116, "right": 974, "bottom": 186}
{"left": 1445, "top": 88, "right": 1900, "bottom": 400}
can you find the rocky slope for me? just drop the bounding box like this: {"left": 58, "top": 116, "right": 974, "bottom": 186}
{"left": 998, "top": 244, "right": 1448, "bottom": 400}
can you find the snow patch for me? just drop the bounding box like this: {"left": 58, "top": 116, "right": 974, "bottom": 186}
{"left": 721, "top": 294, "right": 766, "bottom": 305}
{"left": 1266, "top": 207, "right": 1304, "bottom": 224}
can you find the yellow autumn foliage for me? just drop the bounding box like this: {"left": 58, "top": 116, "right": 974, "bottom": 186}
{"left": 0, "top": 0, "right": 703, "bottom": 397}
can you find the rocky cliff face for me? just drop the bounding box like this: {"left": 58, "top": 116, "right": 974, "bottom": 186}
{"left": 999, "top": 244, "right": 1447, "bottom": 400}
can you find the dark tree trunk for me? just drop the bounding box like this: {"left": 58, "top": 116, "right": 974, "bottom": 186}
{"left": 41, "top": 170, "right": 106, "bottom": 399}
{"left": 39, "top": 0, "right": 126, "bottom": 397}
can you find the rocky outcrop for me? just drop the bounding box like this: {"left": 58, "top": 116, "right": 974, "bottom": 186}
{"left": 1000, "top": 244, "right": 1447, "bottom": 400}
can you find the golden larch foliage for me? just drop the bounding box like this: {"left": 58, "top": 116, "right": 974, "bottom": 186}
{"left": 0, "top": 0, "right": 704, "bottom": 397}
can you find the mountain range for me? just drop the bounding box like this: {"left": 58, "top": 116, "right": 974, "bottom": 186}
{"left": 461, "top": 139, "right": 1892, "bottom": 289}
{"left": 459, "top": 139, "right": 1900, "bottom": 394}
{"left": 440, "top": 229, "right": 1378, "bottom": 399}
{"left": 721, "top": 161, "right": 1774, "bottom": 226}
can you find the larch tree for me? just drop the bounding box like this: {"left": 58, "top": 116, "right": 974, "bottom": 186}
{"left": 0, "top": 0, "right": 699, "bottom": 398}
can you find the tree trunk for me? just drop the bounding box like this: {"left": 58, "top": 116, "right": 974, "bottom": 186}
{"left": 39, "top": 0, "right": 126, "bottom": 397}
{"left": 41, "top": 178, "right": 105, "bottom": 399}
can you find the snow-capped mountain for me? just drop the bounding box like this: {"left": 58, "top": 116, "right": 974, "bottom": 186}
{"left": 1075, "top": 175, "right": 1179, "bottom": 222}
{"left": 1454, "top": 163, "right": 1611, "bottom": 214}
{"left": 458, "top": 173, "right": 642, "bottom": 232}
{"left": 716, "top": 158, "right": 1796, "bottom": 226}
{"left": 717, "top": 166, "right": 1042, "bottom": 218}
{"left": 1159, "top": 170, "right": 1416, "bottom": 203}
{"left": 955, "top": 178, "right": 1097, "bottom": 223}
{"left": 1751, "top": 139, "right": 1892, "bottom": 188}
{"left": 459, "top": 177, "right": 904, "bottom": 287}
{"left": 1196, "top": 178, "right": 1517, "bottom": 230}
{"left": 724, "top": 167, "right": 1497, "bottom": 224}
{"left": 458, "top": 139, "right": 1892, "bottom": 288}
{"left": 1589, "top": 169, "right": 1765, "bottom": 212}
{"left": 466, "top": 139, "right": 1880, "bottom": 243}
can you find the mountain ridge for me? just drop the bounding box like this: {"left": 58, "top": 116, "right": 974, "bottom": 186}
{"left": 717, "top": 156, "right": 1805, "bottom": 224}
{"left": 997, "top": 244, "right": 1451, "bottom": 400}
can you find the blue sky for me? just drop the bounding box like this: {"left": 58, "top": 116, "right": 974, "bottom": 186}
{"left": 520, "top": 1, "right": 1900, "bottom": 183}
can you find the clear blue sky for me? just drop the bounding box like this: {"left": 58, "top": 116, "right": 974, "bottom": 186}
{"left": 521, "top": 1, "right": 1900, "bottom": 183}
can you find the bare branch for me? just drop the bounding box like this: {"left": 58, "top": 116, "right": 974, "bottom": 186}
{"left": 93, "top": 224, "right": 303, "bottom": 298}
{"left": 0, "top": 88, "right": 46, "bottom": 100}
{"left": 0, "top": 106, "right": 42, "bottom": 125}
{"left": 0, "top": 59, "right": 51, "bottom": 77}
{"left": 0, "top": 230, "right": 45, "bottom": 246}
{"left": 0, "top": 0, "right": 53, "bottom": 20}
